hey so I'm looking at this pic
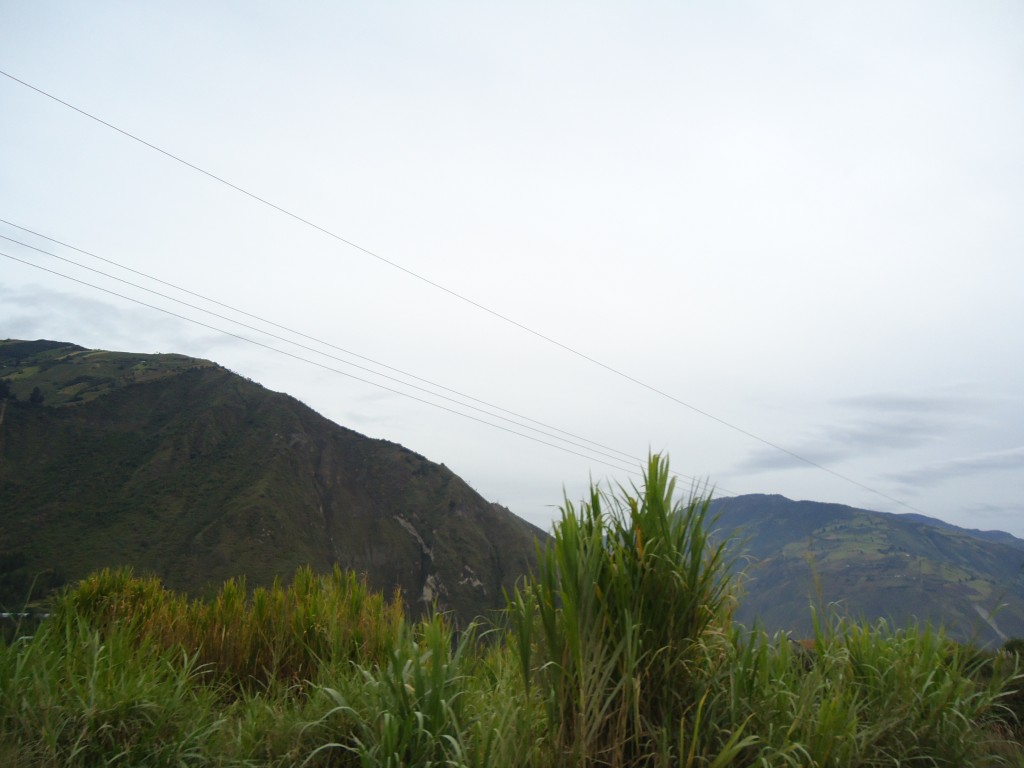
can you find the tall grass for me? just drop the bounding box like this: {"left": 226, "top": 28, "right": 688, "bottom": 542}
{"left": 311, "top": 613, "right": 473, "bottom": 767}
{"left": 508, "top": 454, "right": 750, "bottom": 766}
{"left": 508, "top": 454, "right": 1023, "bottom": 766}
{"left": 0, "top": 453, "right": 1021, "bottom": 765}
{"left": 0, "top": 609, "right": 220, "bottom": 766}
{"left": 56, "top": 564, "right": 405, "bottom": 690}
{"left": 706, "top": 614, "right": 1023, "bottom": 766}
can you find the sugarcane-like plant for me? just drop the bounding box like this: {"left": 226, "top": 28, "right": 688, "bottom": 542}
{"left": 509, "top": 454, "right": 749, "bottom": 766}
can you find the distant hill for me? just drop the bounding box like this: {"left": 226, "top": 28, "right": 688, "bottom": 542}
{"left": 0, "top": 339, "right": 545, "bottom": 622}
{"left": 709, "top": 494, "right": 1024, "bottom": 646}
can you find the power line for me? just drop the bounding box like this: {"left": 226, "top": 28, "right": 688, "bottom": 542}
{"left": 5, "top": 241, "right": 728, "bottom": 494}
{"left": 0, "top": 69, "right": 924, "bottom": 514}
{"left": 0, "top": 224, "right": 740, "bottom": 495}
{"left": 0, "top": 217, "right": 637, "bottom": 463}
{"left": 1, "top": 232, "right": 650, "bottom": 471}
{"left": 1, "top": 248, "right": 647, "bottom": 479}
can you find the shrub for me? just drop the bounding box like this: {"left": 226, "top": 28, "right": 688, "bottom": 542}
{"left": 56, "top": 565, "right": 405, "bottom": 691}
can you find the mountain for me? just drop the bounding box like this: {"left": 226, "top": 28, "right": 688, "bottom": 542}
{"left": 709, "top": 494, "right": 1024, "bottom": 646}
{"left": 0, "top": 339, "right": 545, "bottom": 622}
{"left": 6, "top": 338, "right": 1020, "bottom": 645}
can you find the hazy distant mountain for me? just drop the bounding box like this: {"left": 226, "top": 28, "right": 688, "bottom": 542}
{"left": 0, "top": 339, "right": 544, "bottom": 622}
{"left": 709, "top": 494, "right": 1024, "bottom": 646}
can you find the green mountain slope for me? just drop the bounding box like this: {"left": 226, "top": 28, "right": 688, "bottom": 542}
{"left": 0, "top": 339, "right": 544, "bottom": 622}
{"left": 710, "top": 494, "right": 1024, "bottom": 646}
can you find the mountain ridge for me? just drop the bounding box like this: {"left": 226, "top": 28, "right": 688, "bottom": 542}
{"left": 4, "top": 337, "right": 1023, "bottom": 646}
{"left": 714, "top": 492, "right": 1024, "bottom": 548}
{"left": 0, "top": 339, "right": 545, "bottom": 622}
{"left": 709, "top": 493, "right": 1024, "bottom": 646}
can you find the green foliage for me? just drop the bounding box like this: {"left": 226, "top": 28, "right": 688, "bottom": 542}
{"left": 457, "top": 632, "right": 546, "bottom": 768}
{"left": 311, "top": 613, "right": 473, "bottom": 767}
{"left": 509, "top": 454, "right": 745, "bottom": 766}
{"left": 705, "top": 614, "right": 1024, "bottom": 766}
{"left": 57, "top": 565, "right": 405, "bottom": 691}
{"left": 1005, "top": 637, "right": 1024, "bottom": 656}
{"left": 0, "top": 455, "right": 1021, "bottom": 766}
{"left": 0, "top": 610, "right": 220, "bottom": 766}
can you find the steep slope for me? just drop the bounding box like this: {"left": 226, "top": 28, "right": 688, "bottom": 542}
{"left": 710, "top": 494, "right": 1024, "bottom": 646}
{"left": 0, "top": 339, "right": 544, "bottom": 621}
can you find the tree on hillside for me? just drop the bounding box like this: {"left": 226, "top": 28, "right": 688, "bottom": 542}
{"left": 29, "top": 386, "right": 44, "bottom": 406}
{"left": 0, "top": 379, "right": 10, "bottom": 399}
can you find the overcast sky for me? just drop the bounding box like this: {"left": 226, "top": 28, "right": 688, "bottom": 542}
{"left": 2, "top": 2, "right": 1022, "bottom": 535}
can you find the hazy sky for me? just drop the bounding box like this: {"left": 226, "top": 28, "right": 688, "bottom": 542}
{"left": 2, "top": 2, "right": 1022, "bottom": 535}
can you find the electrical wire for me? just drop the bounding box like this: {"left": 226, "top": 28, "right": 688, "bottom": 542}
{"left": 2, "top": 247, "right": 650, "bottom": 479}
{"left": 0, "top": 227, "right": 749, "bottom": 497}
{"left": 0, "top": 69, "right": 924, "bottom": 514}
{"left": 5, "top": 240, "right": 734, "bottom": 495}
{"left": 0, "top": 217, "right": 640, "bottom": 464}
{"left": 2, "top": 233, "right": 653, "bottom": 471}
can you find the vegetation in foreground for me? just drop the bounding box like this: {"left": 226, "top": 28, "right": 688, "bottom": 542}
{"left": 1, "top": 456, "right": 1022, "bottom": 766}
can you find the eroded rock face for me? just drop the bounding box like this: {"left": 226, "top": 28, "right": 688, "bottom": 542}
{"left": 395, "top": 515, "right": 433, "bottom": 559}
{"left": 459, "top": 564, "right": 486, "bottom": 594}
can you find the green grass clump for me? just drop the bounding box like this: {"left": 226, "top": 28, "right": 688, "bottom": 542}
{"left": 310, "top": 613, "right": 473, "bottom": 766}
{"left": 56, "top": 564, "right": 405, "bottom": 691}
{"left": 508, "top": 454, "right": 747, "bottom": 766}
{"left": 0, "top": 611, "right": 220, "bottom": 766}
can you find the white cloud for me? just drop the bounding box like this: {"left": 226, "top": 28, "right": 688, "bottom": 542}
{"left": 887, "top": 447, "right": 1024, "bottom": 486}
